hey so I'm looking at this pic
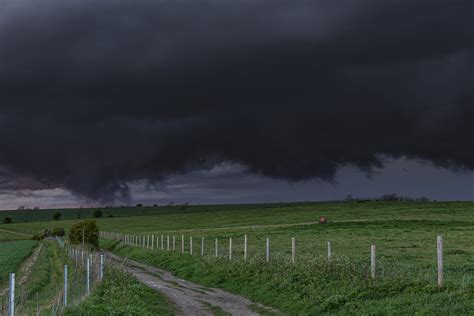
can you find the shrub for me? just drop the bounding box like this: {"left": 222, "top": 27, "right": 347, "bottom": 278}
{"left": 32, "top": 234, "right": 43, "bottom": 240}
{"left": 69, "top": 220, "right": 99, "bottom": 248}
{"left": 2, "top": 217, "right": 12, "bottom": 224}
{"left": 52, "top": 227, "right": 65, "bottom": 236}
{"left": 93, "top": 209, "right": 103, "bottom": 218}
{"left": 53, "top": 211, "right": 62, "bottom": 221}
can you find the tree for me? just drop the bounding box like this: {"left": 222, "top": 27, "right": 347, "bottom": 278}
{"left": 53, "top": 211, "right": 62, "bottom": 221}
{"left": 51, "top": 227, "right": 65, "bottom": 236}
{"left": 3, "top": 217, "right": 12, "bottom": 224}
{"left": 69, "top": 220, "right": 99, "bottom": 248}
{"left": 93, "top": 209, "right": 103, "bottom": 218}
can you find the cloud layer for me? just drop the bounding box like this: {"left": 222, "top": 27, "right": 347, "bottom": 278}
{"left": 0, "top": 0, "right": 472, "bottom": 202}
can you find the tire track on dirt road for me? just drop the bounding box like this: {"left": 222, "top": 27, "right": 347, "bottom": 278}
{"left": 106, "top": 252, "right": 279, "bottom": 316}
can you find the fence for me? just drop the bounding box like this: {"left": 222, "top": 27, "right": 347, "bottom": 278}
{"left": 0, "top": 242, "right": 106, "bottom": 315}
{"left": 100, "top": 231, "right": 446, "bottom": 287}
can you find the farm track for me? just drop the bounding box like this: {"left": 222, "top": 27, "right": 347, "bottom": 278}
{"left": 159, "top": 219, "right": 374, "bottom": 233}
{"left": 105, "top": 251, "right": 280, "bottom": 316}
{"left": 0, "top": 228, "right": 33, "bottom": 237}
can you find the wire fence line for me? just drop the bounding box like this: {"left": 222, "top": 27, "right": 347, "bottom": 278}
{"left": 0, "top": 241, "right": 106, "bottom": 316}
{"left": 100, "top": 231, "right": 446, "bottom": 287}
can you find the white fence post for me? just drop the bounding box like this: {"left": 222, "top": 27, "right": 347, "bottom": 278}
{"left": 181, "top": 235, "right": 185, "bottom": 253}
{"left": 173, "top": 236, "right": 176, "bottom": 251}
{"left": 151, "top": 234, "right": 154, "bottom": 250}
{"left": 167, "top": 235, "right": 170, "bottom": 251}
{"left": 100, "top": 254, "right": 105, "bottom": 280}
{"left": 190, "top": 237, "right": 193, "bottom": 255}
{"left": 86, "top": 258, "right": 91, "bottom": 295}
{"left": 244, "top": 235, "right": 248, "bottom": 261}
{"left": 215, "top": 238, "right": 218, "bottom": 257}
{"left": 371, "top": 244, "right": 376, "bottom": 279}
{"left": 63, "top": 265, "right": 68, "bottom": 307}
{"left": 327, "top": 241, "right": 332, "bottom": 261}
{"left": 229, "top": 238, "right": 232, "bottom": 261}
{"left": 266, "top": 238, "right": 270, "bottom": 263}
{"left": 161, "top": 234, "right": 164, "bottom": 250}
{"left": 291, "top": 237, "right": 296, "bottom": 264}
{"left": 201, "top": 238, "right": 205, "bottom": 256}
{"left": 8, "top": 273, "right": 15, "bottom": 316}
{"left": 437, "top": 235, "right": 443, "bottom": 287}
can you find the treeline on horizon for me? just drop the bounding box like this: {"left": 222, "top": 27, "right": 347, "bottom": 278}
{"left": 10, "top": 193, "right": 437, "bottom": 213}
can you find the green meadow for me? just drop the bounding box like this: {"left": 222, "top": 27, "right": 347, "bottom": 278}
{"left": 1, "top": 201, "right": 474, "bottom": 314}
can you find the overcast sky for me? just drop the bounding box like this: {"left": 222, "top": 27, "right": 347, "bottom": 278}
{"left": 0, "top": 0, "right": 472, "bottom": 209}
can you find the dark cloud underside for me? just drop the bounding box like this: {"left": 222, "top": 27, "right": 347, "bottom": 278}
{"left": 0, "top": 0, "right": 472, "bottom": 202}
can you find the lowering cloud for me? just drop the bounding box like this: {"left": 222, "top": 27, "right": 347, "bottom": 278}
{"left": 0, "top": 0, "right": 472, "bottom": 202}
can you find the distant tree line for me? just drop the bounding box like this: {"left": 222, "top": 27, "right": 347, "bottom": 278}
{"left": 344, "top": 193, "right": 431, "bottom": 203}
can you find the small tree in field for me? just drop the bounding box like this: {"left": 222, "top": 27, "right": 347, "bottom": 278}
{"left": 53, "top": 211, "right": 62, "bottom": 221}
{"left": 93, "top": 209, "right": 103, "bottom": 218}
{"left": 3, "top": 217, "right": 13, "bottom": 224}
{"left": 69, "top": 220, "right": 99, "bottom": 248}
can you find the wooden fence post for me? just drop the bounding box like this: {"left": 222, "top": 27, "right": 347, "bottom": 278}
{"left": 151, "top": 234, "right": 154, "bottom": 250}
{"left": 371, "top": 244, "right": 376, "bottom": 279}
{"left": 201, "top": 238, "right": 205, "bottom": 256}
{"left": 173, "top": 236, "right": 176, "bottom": 251}
{"left": 244, "top": 235, "right": 248, "bottom": 261}
{"left": 215, "top": 238, "right": 218, "bottom": 257}
{"left": 229, "top": 238, "right": 233, "bottom": 261}
{"left": 167, "top": 235, "right": 170, "bottom": 251}
{"left": 181, "top": 235, "right": 185, "bottom": 253}
{"left": 437, "top": 235, "right": 443, "bottom": 287}
{"left": 291, "top": 237, "right": 296, "bottom": 264}
{"left": 266, "top": 238, "right": 270, "bottom": 263}
{"left": 161, "top": 234, "right": 164, "bottom": 250}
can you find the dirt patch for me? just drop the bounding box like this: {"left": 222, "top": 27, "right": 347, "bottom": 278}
{"left": 106, "top": 252, "right": 280, "bottom": 316}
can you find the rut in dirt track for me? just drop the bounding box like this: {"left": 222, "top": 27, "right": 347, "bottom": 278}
{"left": 105, "top": 252, "right": 279, "bottom": 316}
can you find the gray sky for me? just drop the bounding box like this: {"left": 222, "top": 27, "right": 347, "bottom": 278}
{"left": 0, "top": 0, "right": 472, "bottom": 208}
{"left": 1, "top": 157, "right": 472, "bottom": 210}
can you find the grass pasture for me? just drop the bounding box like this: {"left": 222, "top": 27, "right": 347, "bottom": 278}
{"left": 97, "top": 201, "right": 474, "bottom": 314}
{"left": 1, "top": 201, "right": 474, "bottom": 314}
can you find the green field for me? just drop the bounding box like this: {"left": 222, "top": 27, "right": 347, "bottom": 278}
{"left": 0, "top": 240, "right": 37, "bottom": 284}
{"left": 1, "top": 201, "right": 474, "bottom": 314}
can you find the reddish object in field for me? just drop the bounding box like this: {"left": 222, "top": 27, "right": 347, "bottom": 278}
{"left": 319, "top": 216, "right": 328, "bottom": 224}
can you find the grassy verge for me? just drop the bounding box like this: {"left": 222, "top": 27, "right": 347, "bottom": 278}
{"left": 65, "top": 266, "right": 175, "bottom": 315}
{"left": 102, "top": 239, "right": 474, "bottom": 315}
{"left": 16, "top": 240, "right": 69, "bottom": 314}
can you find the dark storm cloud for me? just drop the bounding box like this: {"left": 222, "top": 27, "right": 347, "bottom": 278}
{"left": 0, "top": 0, "right": 472, "bottom": 201}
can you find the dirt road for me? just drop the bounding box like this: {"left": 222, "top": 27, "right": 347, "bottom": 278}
{"left": 106, "top": 252, "right": 279, "bottom": 316}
